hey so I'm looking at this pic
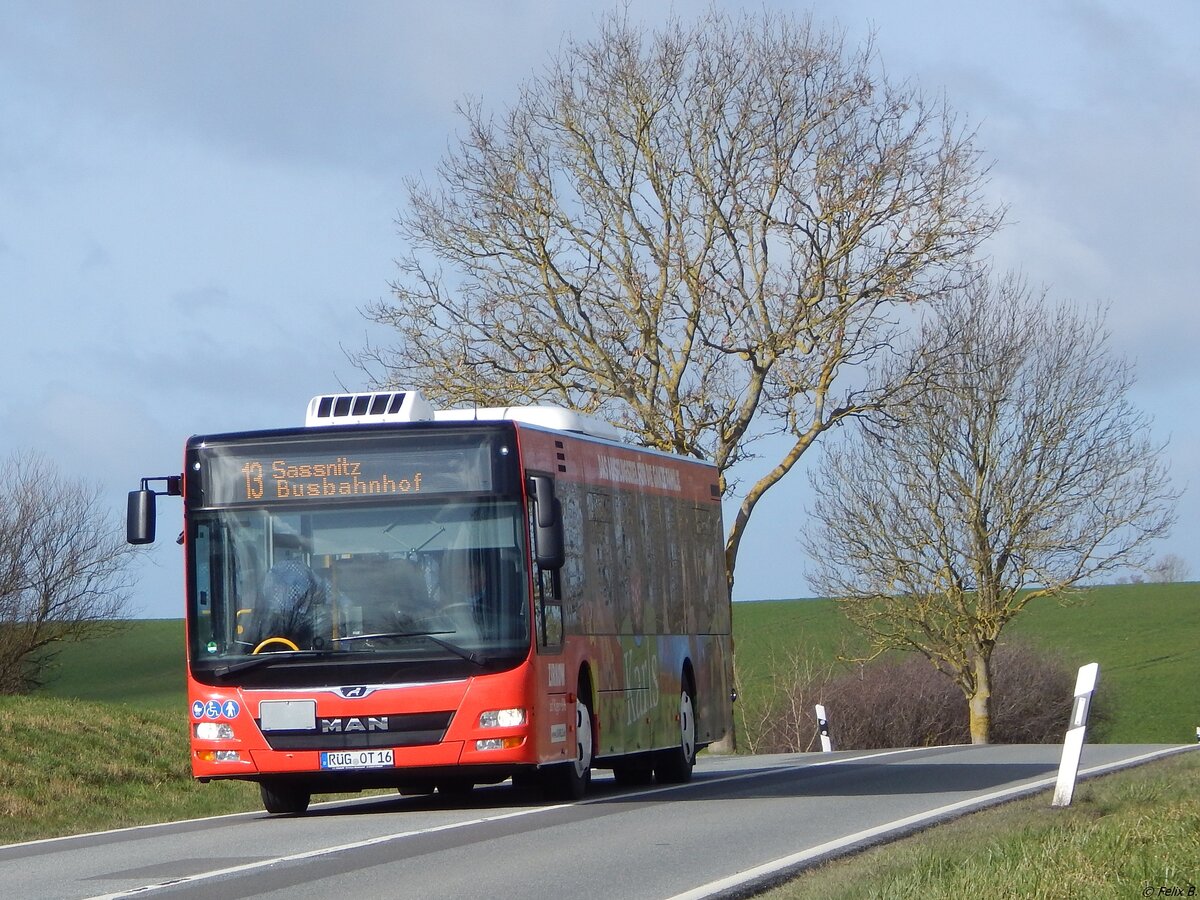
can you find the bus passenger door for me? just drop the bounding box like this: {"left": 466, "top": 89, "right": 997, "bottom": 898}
{"left": 527, "top": 475, "right": 572, "bottom": 766}
{"left": 529, "top": 524, "right": 562, "bottom": 651}
{"left": 527, "top": 474, "right": 564, "bottom": 651}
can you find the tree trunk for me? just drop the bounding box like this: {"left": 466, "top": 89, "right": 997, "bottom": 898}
{"left": 967, "top": 652, "right": 992, "bottom": 745}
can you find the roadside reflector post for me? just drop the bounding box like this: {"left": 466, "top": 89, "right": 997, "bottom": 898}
{"left": 815, "top": 704, "right": 834, "bottom": 753}
{"left": 1052, "top": 662, "right": 1100, "bottom": 808}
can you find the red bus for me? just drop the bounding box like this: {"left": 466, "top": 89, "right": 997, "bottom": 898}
{"left": 128, "top": 391, "right": 733, "bottom": 814}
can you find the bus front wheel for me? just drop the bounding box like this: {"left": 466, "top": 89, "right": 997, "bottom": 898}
{"left": 545, "top": 689, "right": 593, "bottom": 800}
{"left": 259, "top": 779, "right": 311, "bottom": 815}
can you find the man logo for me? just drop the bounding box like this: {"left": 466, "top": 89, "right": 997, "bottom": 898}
{"left": 337, "top": 686, "right": 372, "bottom": 699}
{"left": 320, "top": 716, "right": 389, "bottom": 734}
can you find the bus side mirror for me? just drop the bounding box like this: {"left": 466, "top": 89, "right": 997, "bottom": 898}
{"left": 127, "top": 489, "right": 157, "bottom": 545}
{"left": 127, "top": 475, "right": 182, "bottom": 545}
{"left": 528, "top": 475, "right": 565, "bottom": 570}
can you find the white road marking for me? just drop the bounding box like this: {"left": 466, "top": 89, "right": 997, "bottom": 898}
{"left": 0, "top": 793, "right": 389, "bottom": 852}
{"left": 80, "top": 747, "right": 924, "bottom": 899}
{"left": 85, "top": 802, "right": 576, "bottom": 899}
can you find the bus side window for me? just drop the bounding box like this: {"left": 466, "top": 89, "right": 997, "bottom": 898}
{"left": 537, "top": 567, "right": 562, "bottom": 648}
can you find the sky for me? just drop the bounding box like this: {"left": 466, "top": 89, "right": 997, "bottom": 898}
{"left": 1, "top": 1, "right": 1196, "bottom": 617}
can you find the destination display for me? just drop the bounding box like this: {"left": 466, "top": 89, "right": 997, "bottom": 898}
{"left": 198, "top": 441, "right": 495, "bottom": 506}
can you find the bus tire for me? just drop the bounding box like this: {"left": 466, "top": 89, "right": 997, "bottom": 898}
{"left": 259, "top": 780, "right": 311, "bottom": 815}
{"left": 654, "top": 682, "right": 696, "bottom": 784}
{"left": 545, "top": 686, "right": 593, "bottom": 800}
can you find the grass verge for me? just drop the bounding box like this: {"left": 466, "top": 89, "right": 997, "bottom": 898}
{"left": 761, "top": 750, "right": 1200, "bottom": 900}
{"left": 0, "top": 695, "right": 260, "bottom": 845}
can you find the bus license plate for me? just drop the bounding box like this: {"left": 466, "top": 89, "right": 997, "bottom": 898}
{"left": 320, "top": 749, "right": 395, "bottom": 770}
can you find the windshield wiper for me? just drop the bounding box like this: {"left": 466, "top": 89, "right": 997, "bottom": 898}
{"left": 213, "top": 650, "right": 332, "bottom": 678}
{"left": 333, "top": 630, "right": 489, "bottom": 666}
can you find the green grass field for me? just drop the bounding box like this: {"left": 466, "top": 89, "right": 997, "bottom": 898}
{"left": 733, "top": 582, "right": 1200, "bottom": 744}
{"left": 39, "top": 582, "right": 1199, "bottom": 743}
{"left": 39, "top": 619, "right": 186, "bottom": 710}
{"left": 1007, "top": 583, "right": 1200, "bottom": 743}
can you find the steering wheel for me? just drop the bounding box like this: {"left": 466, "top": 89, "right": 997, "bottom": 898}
{"left": 252, "top": 636, "right": 301, "bottom": 654}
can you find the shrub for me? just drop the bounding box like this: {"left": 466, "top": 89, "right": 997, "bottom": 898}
{"left": 740, "top": 641, "right": 1106, "bottom": 752}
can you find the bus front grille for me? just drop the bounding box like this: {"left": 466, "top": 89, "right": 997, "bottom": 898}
{"left": 258, "top": 711, "right": 455, "bottom": 750}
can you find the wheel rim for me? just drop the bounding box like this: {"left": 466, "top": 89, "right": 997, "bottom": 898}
{"left": 573, "top": 701, "right": 593, "bottom": 778}
{"left": 679, "top": 690, "right": 695, "bottom": 761}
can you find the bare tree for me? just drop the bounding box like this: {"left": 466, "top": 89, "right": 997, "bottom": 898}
{"left": 804, "top": 273, "right": 1178, "bottom": 743}
{"left": 355, "top": 8, "right": 1002, "bottom": 592}
{"left": 1145, "top": 553, "right": 1190, "bottom": 583}
{"left": 0, "top": 452, "right": 139, "bottom": 693}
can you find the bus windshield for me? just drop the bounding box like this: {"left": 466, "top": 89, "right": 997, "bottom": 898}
{"left": 188, "top": 498, "right": 531, "bottom": 686}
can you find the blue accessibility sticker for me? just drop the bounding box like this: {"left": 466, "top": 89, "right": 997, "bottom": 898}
{"left": 191, "top": 700, "right": 205, "bottom": 719}
{"left": 204, "top": 700, "right": 222, "bottom": 720}
{"left": 222, "top": 700, "right": 240, "bottom": 719}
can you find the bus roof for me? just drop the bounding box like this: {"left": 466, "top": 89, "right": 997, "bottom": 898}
{"left": 305, "top": 391, "right": 624, "bottom": 443}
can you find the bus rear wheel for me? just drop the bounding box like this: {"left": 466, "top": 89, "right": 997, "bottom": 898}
{"left": 654, "top": 683, "right": 696, "bottom": 784}
{"left": 259, "top": 780, "right": 311, "bottom": 815}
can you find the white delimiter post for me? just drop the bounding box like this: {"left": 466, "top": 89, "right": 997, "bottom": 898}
{"left": 1052, "top": 662, "right": 1100, "bottom": 808}
{"left": 815, "top": 704, "right": 834, "bottom": 753}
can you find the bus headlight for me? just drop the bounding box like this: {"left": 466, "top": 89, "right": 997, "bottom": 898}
{"left": 479, "top": 708, "right": 526, "bottom": 728}
{"left": 194, "top": 722, "right": 235, "bottom": 741}
{"left": 475, "top": 737, "right": 524, "bottom": 751}
{"left": 196, "top": 749, "right": 242, "bottom": 762}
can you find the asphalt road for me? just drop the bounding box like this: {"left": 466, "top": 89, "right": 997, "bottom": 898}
{"left": 1, "top": 743, "right": 1191, "bottom": 900}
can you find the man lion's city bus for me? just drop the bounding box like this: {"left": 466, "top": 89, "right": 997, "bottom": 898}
{"left": 128, "top": 391, "right": 734, "bottom": 814}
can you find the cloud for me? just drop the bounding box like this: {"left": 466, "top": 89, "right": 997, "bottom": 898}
{"left": 0, "top": 2, "right": 594, "bottom": 175}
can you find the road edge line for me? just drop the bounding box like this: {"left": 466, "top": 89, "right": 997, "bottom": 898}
{"left": 666, "top": 744, "right": 1199, "bottom": 900}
